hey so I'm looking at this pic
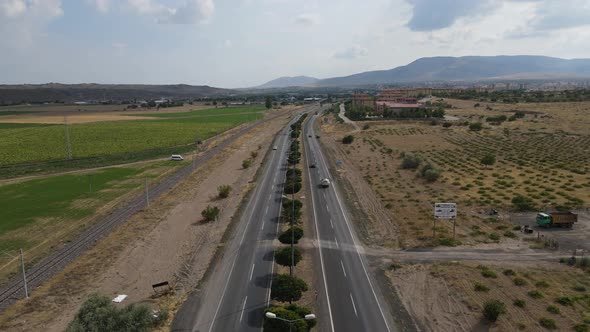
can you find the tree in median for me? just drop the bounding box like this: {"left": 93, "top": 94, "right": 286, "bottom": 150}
{"left": 271, "top": 274, "right": 308, "bottom": 302}
{"left": 201, "top": 205, "right": 220, "bottom": 221}
{"left": 284, "top": 181, "right": 302, "bottom": 194}
{"left": 264, "top": 307, "right": 308, "bottom": 332}
{"left": 217, "top": 185, "right": 232, "bottom": 199}
{"left": 275, "top": 247, "right": 302, "bottom": 267}
{"left": 279, "top": 227, "right": 304, "bottom": 244}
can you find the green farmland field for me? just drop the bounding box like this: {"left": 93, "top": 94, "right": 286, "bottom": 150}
{"left": 134, "top": 106, "right": 264, "bottom": 118}
{"left": 0, "top": 112, "right": 262, "bottom": 177}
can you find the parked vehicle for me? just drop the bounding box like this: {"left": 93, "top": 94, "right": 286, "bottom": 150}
{"left": 310, "top": 163, "right": 316, "bottom": 168}
{"left": 536, "top": 212, "right": 578, "bottom": 228}
{"left": 273, "top": 146, "right": 278, "bottom": 150}
{"left": 170, "top": 154, "right": 184, "bottom": 161}
{"left": 320, "top": 178, "right": 330, "bottom": 188}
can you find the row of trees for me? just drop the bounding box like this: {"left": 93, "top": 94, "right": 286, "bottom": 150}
{"left": 436, "top": 89, "right": 590, "bottom": 103}
{"left": 266, "top": 114, "right": 315, "bottom": 332}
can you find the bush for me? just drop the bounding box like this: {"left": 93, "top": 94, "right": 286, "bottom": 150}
{"left": 342, "top": 135, "right": 354, "bottom": 144}
{"left": 421, "top": 164, "right": 442, "bottom": 182}
{"left": 201, "top": 205, "right": 220, "bottom": 221}
{"left": 481, "top": 269, "right": 498, "bottom": 278}
{"left": 401, "top": 153, "right": 422, "bottom": 169}
{"left": 271, "top": 274, "right": 308, "bottom": 302}
{"left": 512, "top": 195, "right": 536, "bottom": 211}
{"left": 438, "top": 237, "right": 460, "bottom": 246}
{"left": 251, "top": 151, "right": 259, "bottom": 159}
{"left": 474, "top": 282, "right": 489, "bottom": 292}
{"left": 546, "top": 305, "right": 560, "bottom": 314}
{"left": 535, "top": 280, "right": 550, "bottom": 288}
{"left": 503, "top": 231, "right": 516, "bottom": 238}
{"left": 513, "top": 277, "right": 527, "bottom": 286}
{"left": 286, "top": 168, "right": 302, "bottom": 180}
{"left": 555, "top": 296, "right": 574, "bottom": 306}
{"left": 574, "top": 324, "right": 589, "bottom": 332}
{"left": 528, "top": 290, "right": 543, "bottom": 299}
{"left": 275, "top": 247, "right": 302, "bottom": 267}
{"left": 573, "top": 284, "right": 587, "bottom": 292}
{"left": 539, "top": 317, "right": 557, "bottom": 329}
{"left": 481, "top": 153, "right": 496, "bottom": 166}
{"left": 489, "top": 232, "right": 501, "bottom": 241}
{"left": 217, "top": 185, "right": 232, "bottom": 199}
{"left": 483, "top": 300, "right": 506, "bottom": 322}
{"left": 513, "top": 299, "right": 526, "bottom": 308}
{"left": 469, "top": 122, "right": 483, "bottom": 131}
{"left": 284, "top": 181, "right": 302, "bottom": 194}
{"left": 442, "top": 122, "right": 452, "bottom": 128}
{"left": 66, "top": 293, "right": 158, "bottom": 332}
{"left": 278, "top": 227, "right": 304, "bottom": 244}
{"left": 503, "top": 269, "right": 516, "bottom": 276}
{"left": 242, "top": 159, "right": 253, "bottom": 169}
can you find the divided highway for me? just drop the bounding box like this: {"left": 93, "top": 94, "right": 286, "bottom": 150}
{"left": 173, "top": 106, "right": 319, "bottom": 332}
{"left": 303, "top": 111, "right": 395, "bottom": 332}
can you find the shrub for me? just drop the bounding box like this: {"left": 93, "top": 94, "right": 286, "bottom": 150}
{"left": 201, "top": 205, "right": 220, "bottom": 221}
{"left": 271, "top": 274, "right": 308, "bottom": 302}
{"left": 546, "top": 305, "right": 560, "bottom": 314}
{"left": 573, "top": 284, "right": 587, "bottom": 292}
{"left": 264, "top": 305, "right": 316, "bottom": 332}
{"left": 242, "top": 159, "right": 253, "bottom": 169}
{"left": 251, "top": 151, "right": 259, "bottom": 159}
{"left": 481, "top": 153, "right": 496, "bottom": 166}
{"left": 574, "top": 324, "right": 588, "bottom": 332}
{"left": 66, "top": 293, "right": 158, "bottom": 332}
{"left": 401, "top": 153, "right": 422, "bottom": 169}
{"left": 342, "top": 135, "right": 354, "bottom": 144}
{"left": 442, "top": 122, "right": 452, "bottom": 128}
{"left": 483, "top": 300, "right": 506, "bottom": 322}
{"left": 528, "top": 290, "right": 543, "bottom": 299}
{"left": 481, "top": 269, "right": 498, "bottom": 278}
{"left": 474, "top": 282, "right": 489, "bottom": 292}
{"left": 278, "top": 227, "right": 304, "bottom": 244}
{"left": 535, "top": 280, "right": 550, "bottom": 288}
{"left": 512, "top": 195, "right": 536, "bottom": 211}
{"left": 539, "top": 317, "right": 556, "bottom": 329}
{"left": 513, "top": 277, "right": 527, "bottom": 286}
{"left": 438, "top": 237, "right": 460, "bottom": 246}
{"left": 469, "top": 122, "right": 483, "bottom": 131}
{"left": 555, "top": 296, "right": 574, "bottom": 306}
{"left": 217, "top": 185, "right": 232, "bottom": 199}
{"left": 286, "top": 168, "right": 302, "bottom": 180}
{"left": 503, "top": 269, "right": 516, "bottom": 276}
{"left": 421, "top": 164, "right": 442, "bottom": 182}
{"left": 503, "top": 231, "right": 517, "bottom": 238}
{"left": 275, "top": 247, "right": 302, "bottom": 267}
{"left": 489, "top": 232, "right": 500, "bottom": 241}
{"left": 513, "top": 299, "right": 526, "bottom": 308}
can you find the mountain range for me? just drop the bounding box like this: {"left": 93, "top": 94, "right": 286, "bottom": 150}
{"left": 257, "top": 55, "right": 590, "bottom": 88}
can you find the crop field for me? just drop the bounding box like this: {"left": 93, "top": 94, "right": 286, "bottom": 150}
{"left": 133, "top": 105, "right": 265, "bottom": 118}
{"left": 0, "top": 112, "right": 262, "bottom": 177}
{"left": 0, "top": 161, "right": 184, "bottom": 280}
{"left": 322, "top": 99, "right": 590, "bottom": 247}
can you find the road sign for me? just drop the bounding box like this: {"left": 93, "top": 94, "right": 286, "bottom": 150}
{"left": 434, "top": 202, "right": 457, "bottom": 219}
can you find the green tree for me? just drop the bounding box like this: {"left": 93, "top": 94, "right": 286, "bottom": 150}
{"left": 201, "top": 205, "right": 220, "bottom": 221}
{"left": 242, "top": 159, "right": 253, "bottom": 169}
{"left": 271, "top": 274, "right": 308, "bottom": 302}
{"left": 342, "top": 135, "right": 354, "bottom": 144}
{"left": 264, "top": 306, "right": 308, "bottom": 332}
{"left": 401, "top": 153, "right": 422, "bottom": 169}
{"left": 469, "top": 122, "right": 483, "bottom": 131}
{"left": 217, "top": 185, "right": 232, "bottom": 199}
{"left": 265, "top": 96, "right": 273, "bottom": 109}
{"left": 421, "top": 164, "right": 441, "bottom": 182}
{"left": 278, "top": 227, "right": 304, "bottom": 244}
{"left": 480, "top": 153, "right": 496, "bottom": 167}
{"left": 275, "top": 247, "right": 302, "bottom": 267}
{"left": 512, "top": 195, "right": 535, "bottom": 211}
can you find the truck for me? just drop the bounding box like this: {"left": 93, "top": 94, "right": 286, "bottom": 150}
{"left": 536, "top": 212, "right": 578, "bottom": 228}
{"left": 320, "top": 178, "right": 330, "bottom": 188}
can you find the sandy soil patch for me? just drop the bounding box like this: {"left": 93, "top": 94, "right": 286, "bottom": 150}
{"left": 0, "top": 111, "right": 292, "bottom": 331}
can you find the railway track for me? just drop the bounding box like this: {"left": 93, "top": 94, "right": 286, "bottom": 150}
{"left": 0, "top": 113, "right": 284, "bottom": 310}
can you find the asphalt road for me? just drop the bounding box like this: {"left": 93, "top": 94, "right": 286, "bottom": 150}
{"left": 303, "top": 111, "right": 395, "bottom": 332}
{"left": 173, "top": 105, "right": 317, "bottom": 332}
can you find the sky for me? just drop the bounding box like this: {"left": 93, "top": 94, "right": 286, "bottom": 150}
{"left": 1, "top": 0, "right": 589, "bottom": 88}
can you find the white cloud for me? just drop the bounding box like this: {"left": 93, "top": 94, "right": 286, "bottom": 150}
{"left": 293, "top": 13, "right": 319, "bottom": 26}
{"left": 333, "top": 45, "right": 368, "bottom": 59}
{"left": 125, "top": 0, "right": 214, "bottom": 24}
{"left": 0, "top": 0, "right": 63, "bottom": 48}
{"left": 0, "top": 0, "right": 27, "bottom": 17}
{"left": 112, "top": 42, "right": 128, "bottom": 49}
{"left": 224, "top": 39, "right": 233, "bottom": 48}
{"left": 87, "top": 0, "right": 110, "bottom": 13}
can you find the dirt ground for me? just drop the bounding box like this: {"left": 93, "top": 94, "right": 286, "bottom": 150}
{"left": 0, "top": 110, "right": 293, "bottom": 331}
{"left": 387, "top": 262, "right": 590, "bottom": 332}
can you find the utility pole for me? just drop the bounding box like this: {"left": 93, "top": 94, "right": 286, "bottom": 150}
{"left": 64, "top": 115, "right": 72, "bottom": 160}
{"left": 20, "top": 249, "right": 28, "bottom": 298}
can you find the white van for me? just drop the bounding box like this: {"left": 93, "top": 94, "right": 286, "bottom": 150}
{"left": 170, "top": 154, "right": 184, "bottom": 161}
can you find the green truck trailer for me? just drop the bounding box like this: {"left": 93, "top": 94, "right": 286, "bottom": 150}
{"left": 536, "top": 212, "right": 578, "bottom": 228}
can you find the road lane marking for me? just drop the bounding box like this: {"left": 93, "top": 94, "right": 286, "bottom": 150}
{"left": 326, "top": 205, "right": 330, "bottom": 212}
{"left": 265, "top": 206, "right": 269, "bottom": 215}
{"left": 335, "top": 237, "right": 339, "bottom": 248}
{"left": 239, "top": 296, "right": 248, "bottom": 322}
{"left": 313, "top": 117, "right": 392, "bottom": 332}
{"left": 249, "top": 264, "right": 255, "bottom": 281}
{"left": 330, "top": 218, "right": 334, "bottom": 228}
{"left": 341, "top": 260, "right": 347, "bottom": 278}
{"left": 350, "top": 293, "right": 358, "bottom": 317}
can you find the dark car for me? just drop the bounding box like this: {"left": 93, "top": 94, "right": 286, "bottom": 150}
{"left": 315, "top": 135, "right": 320, "bottom": 138}
{"left": 310, "top": 163, "right": 316, "bottom": 168}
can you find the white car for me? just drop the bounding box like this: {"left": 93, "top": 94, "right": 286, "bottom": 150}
{"left": 170, "top": 154, "right": 184, "bottom": 161}
{"left": 272, "top": 146, "right": 278, "bottom": 150}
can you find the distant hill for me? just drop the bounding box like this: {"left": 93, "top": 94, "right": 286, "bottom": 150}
{"left": 257, "top": 56, "right": 590, "bottom": 88}
{"left": 256, "top": 76, "right": 319, "bottom": 89}
{"left": 0, "top": 83, "right": 233, "bottom": 104}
